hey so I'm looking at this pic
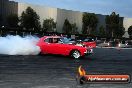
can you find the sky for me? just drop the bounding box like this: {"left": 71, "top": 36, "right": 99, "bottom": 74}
{"left": 12, "top": 0, "right": 132, "bottom": 18}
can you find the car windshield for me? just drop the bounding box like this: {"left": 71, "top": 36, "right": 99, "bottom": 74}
{"left": 83, "top": 38, "right": 94, "bottom": 42}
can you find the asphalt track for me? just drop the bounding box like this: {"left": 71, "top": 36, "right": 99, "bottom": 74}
{"left": 0, "top": 48, "right": 132, "bottom": 88}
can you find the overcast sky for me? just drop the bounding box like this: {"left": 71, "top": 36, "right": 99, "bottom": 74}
{"left": 12, "top": 0, "right": 132, "bottom": 18}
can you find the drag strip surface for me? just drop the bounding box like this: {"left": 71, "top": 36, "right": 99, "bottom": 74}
{"left": 0, "top": 48, "right": 132, "bottom": 88}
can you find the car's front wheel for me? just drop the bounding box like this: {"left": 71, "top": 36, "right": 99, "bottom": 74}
{"left": 70, "top": 50, "right": 81, "bottom": 59}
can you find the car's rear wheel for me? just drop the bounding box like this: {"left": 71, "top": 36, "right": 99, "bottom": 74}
{"left": 70, "top": 50, "right": 81, "bottom": 59}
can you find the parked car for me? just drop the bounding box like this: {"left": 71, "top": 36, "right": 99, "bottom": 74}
{"left": 98, "top": 40, "right": 120, "bottom": 47}
{"left": 126, "top": 40, "right": 132, "bottom": 48}
{"left": 108, "top": 41, "right": 119, "bottom": 47}
{"left": 97, "top": 41, "right": 110, "bottom": 47}
{"left": 37, "top": 36, "right": 93, "bottom": 59}
{"left": 118, "top": 40, "right": 132, "bottom": 48}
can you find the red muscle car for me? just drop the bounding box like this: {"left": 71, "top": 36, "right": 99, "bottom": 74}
{"left": 37, "top": 36, "right": 93, "bottom": 59}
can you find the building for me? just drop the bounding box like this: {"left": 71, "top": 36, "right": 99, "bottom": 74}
{"left": 17, "top": 3, "right": 107, "bottom": 34}
{"left": 1, "top": 0, "right": 132, "bottom": 37}
{"left": 0, "top": 0, "right": 18, "bottom": 26}
{"left": 123, "top": 18, "right": 132, "bottom": 38}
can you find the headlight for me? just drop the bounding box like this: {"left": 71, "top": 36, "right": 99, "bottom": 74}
{"left": 108, "top": 43, "right": 110, "bottom": 46}
{"left": 87, "top": 48, "right": 93, "bottom": 53}
{"left": 118, "top": 43, "right": 121, "bottom": 47}
{"left": 90, "top": 49, "right": 93, "bottom": 53}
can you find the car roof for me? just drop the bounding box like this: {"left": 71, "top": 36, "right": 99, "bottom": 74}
{"left": 41, "top": 36, "right": 61, "bottom": 39}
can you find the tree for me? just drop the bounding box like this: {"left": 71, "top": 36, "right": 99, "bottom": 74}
{"left": 82, "top": 12, "right": 98, "bottom": 35}
{"left": 105, "top": 12, "right": 124, "bottom": 38}
{"left": 7, "top": 14, "right": 19, "bottom": 28}
{"left": 42, "top": 18, "right": 56, "bottom": 32}
{"left": 20, "top": 7, "right": 41, "bottom": 31}
{"left": 63, "top": 19, "right": 72, "bottom": 34}
{"left": 128, "top": 26, "right": 132, "bottom": 38}
{"left": 71, "top": 23, "right": 78, "bottom": 34}
{"left": 114, "top": 25, "right": 125, "bottom": 38}
{"left": 98, "top": 25, "right": 106, "bottom": 37}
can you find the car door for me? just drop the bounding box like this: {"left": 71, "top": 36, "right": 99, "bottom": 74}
{"left": 51, "top": 38, "right": 68, "bottom": 55}
{"left": 57, "top": 43, "right": 71, "bottom": 55}
{"left": 49, "top": 38, "right": 64, "bottom": 54}
{"left": 41, "top": 38, "right": 54, "bottom": 54}
{"left": 42, "top": 37, "right": 69, "bottom": 55}
{"left": 43, "top": 37, "right": 61, "bottom": 54}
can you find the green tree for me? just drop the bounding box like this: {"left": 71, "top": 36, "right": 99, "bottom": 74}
{"left": 7, "top": 14, "right": 19, "bottom": 28}
{"left": 128, "top": 26, "right": 132, "bottom": 38}
{"left": 114, "top": 25, "right": 125, "bottom": 38}
{"left": 20, "top": 7, "right": 41, "bottom": 31}
{"left": 43, "top": 18, "right": 56, "bottom": 32}
{"left": 71, "top": 23, "right": 78, "bottom": 34}
{"left": 82, "top": 12, "right": 98, "bottom": 35}
{"left": 105, "top": 12, "right": 124, "bottom": 38}
{"left": 63, "top": 19, "right": 72, "bottom": 34}
{"left": 98, "top": 25, "right": 106, "bottom": 37}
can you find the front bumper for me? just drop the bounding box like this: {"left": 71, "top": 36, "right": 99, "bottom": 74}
{"left": 84, "top": 48, "right": 93, "bottom": 55}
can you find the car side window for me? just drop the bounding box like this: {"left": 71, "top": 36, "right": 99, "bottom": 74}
{"left": 53, "top": 38, "right": 60, "bottom": 43}
{"left": 44, "top": 38, "right": 49, "bottom": 43}
{"left": 44, "top": 38, "right": 62, "bottom": 43}
{"left": 58, "top": 38, "right": 63, "bottom": 43}
{"left": 52, "top": 38, "right": 62, "bottom": 43}
{"left": 84, "top": 38, "right": 94, "bottom": 42}
{"left": 49, "top": 38, "right": 53, "bottom": 43}
{"left": 84, "top": 39, "right": 89, "bottom": 42}
{"left": 44, "top": 38, "right": 53, "bottom": 43}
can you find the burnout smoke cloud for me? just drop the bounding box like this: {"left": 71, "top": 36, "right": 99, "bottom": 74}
{"left": 0, "top": 35, "right": 41, "bottom": 55}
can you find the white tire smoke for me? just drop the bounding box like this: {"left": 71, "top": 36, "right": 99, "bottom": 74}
{"left": 0, "top": 35, "right": 41, "bottom": 55}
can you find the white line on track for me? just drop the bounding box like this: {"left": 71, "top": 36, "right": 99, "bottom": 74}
{"left": 96, "top": 46, "right": 132, "bottom": 49}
